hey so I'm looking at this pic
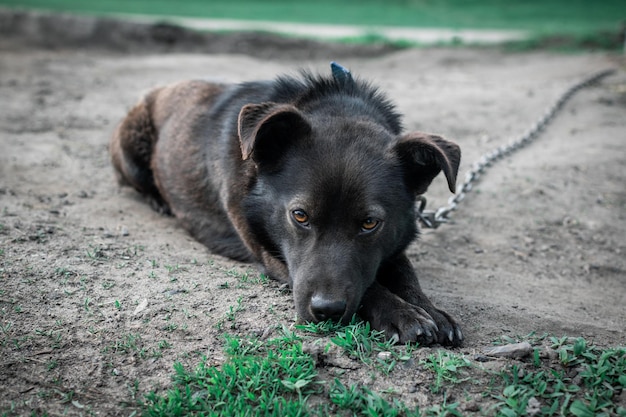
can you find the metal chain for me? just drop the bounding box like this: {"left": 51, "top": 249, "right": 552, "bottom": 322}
{"left": 417, "top": 68, "right": 616, "bottom": 229}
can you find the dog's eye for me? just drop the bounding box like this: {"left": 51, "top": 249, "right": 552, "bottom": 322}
{"left": 361, "top": 217, "right": 380, "bottom": 233}
{"left": 292, "top": 209, "right": 310, "bottom": 226}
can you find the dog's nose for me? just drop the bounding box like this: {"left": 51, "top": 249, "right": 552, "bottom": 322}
{"left": 310, "top": 295, "right": 346, "bottom": 322}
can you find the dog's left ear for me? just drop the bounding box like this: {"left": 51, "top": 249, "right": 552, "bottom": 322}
{"left": 238, "top": 102, "right": 311, "bottom": 167}
{"left": 393, "top": 132, "right": 461, "bottom": 195}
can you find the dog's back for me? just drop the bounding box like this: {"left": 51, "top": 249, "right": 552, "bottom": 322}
{"left": 110, "top": 80, "right": 254, "bottom": 260}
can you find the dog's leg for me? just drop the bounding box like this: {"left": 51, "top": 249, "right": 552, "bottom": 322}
{"left": 109, "top": 90, "right": 170, "bottom": 214}
{"left": 359, "top": 254, "right": 463, "bottom": 346}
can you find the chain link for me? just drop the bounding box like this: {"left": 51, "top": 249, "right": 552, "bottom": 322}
{"left": 417, "top": 68, "right": 616, "bottom": 229}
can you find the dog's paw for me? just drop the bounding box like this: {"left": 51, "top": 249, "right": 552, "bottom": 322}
{"left": 361, "top": 293, "right": 463, "bottom": 346}
{"left": 421, "top": 305, "right": 464, "bottom": 347}
{"left": 375, "top": 304, "right": 440, "bottom": 345}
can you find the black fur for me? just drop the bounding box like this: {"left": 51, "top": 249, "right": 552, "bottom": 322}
{"left": 110, "top": 66, "right": 463, "bottom": 345}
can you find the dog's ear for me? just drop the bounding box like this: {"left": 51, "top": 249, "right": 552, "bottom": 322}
{"left": 238, "top": 102, "right": 311, "bottom": 166}
{"left": 393, "top": 132, "right": 461, "bottom": 195}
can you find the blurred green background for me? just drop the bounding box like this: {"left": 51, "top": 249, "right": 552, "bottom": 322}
{"left": 0, "top": 0, "right": 624, "bottom": 36}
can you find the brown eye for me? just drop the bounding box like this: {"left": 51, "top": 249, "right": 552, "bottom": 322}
{"left": 361, "top": 218, "right": 380, "bottom": 232}
{"left": 292, "top": 209, "right": 309, "bottom": 226}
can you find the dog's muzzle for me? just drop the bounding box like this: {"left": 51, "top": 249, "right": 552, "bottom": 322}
{"left": 310, "top": 294, "right": 347, "bottom": 322}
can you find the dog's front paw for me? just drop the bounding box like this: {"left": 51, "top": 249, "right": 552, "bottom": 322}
{"left": 420, "top": 304, "right": 464, "bottom": 347}
{"left": 360, "top": 290, "right": 463, "bottom": 346}
{"left": 368, "top": 303, "right": 440, "bottom": 345}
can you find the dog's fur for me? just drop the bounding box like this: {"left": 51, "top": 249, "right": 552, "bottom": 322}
{"left": 110, "top": 65, "right": 463, "bottom": 345}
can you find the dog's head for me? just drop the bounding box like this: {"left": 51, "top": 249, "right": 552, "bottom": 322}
{"left": 238, "top": 81, "right": 460, "bottom": 325}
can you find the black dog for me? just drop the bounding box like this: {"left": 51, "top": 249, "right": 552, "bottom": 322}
{"left": 110, "top": 62, "right": 462, "bottom": 346}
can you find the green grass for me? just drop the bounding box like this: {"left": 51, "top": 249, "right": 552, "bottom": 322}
{"left": 328, "top": 379, "right": 425, "bottom": 416}
{"left": 142, "top": 330, "right": 322, "bottom": 416}
{"left": 0, "top": 0, "right": 623, "bottom": 36}
{"left": 503, "top": 30, "right": 625, "bottom": 52}
{"left": 298, "top": 317, "right": 414, "bottom": 373}
{"left": 492, "top": 337, "right": 626, "bottom": 417}
{"left": 138, "top": 322, "right": 626, "bottom": 417}
{"left": 421, "top": 350, "right": 471, "bottom": 394}
{"left": 141, "top": 324, "right": 424, "bottom": 416}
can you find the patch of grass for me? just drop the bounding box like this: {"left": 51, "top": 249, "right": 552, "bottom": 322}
{"left": 119, "top": 244, "right": 144, "bottom": 259}
{"left": 421, "top": 350, "right": 472, "bottom": 393}
{"left": 216, "top": 296, "right": 245, "bottom": 330}
{"left": 182, "top": 308, "right": 196, "bottom": 319}
{"left": 298, "top": 317, "right": 414, "bottom": 373}
{"left": 85, "top": 244, "right": 107, "bottom": 260}
{"left": 0, "top": 0, "right": 623, "bottom": 36}
{"left": 329, "top": 378, "right": 419, "bottom": 416}
{"left": 226, "top": 296, "right": 244, "bottom": 321}
{"left": 491, "top": 337, "right": 626, "bottom": 417}
{"left": 504, "top": 30, "right": 625, "bottom": 52}
{"left": 329, "top": 319, "right": 386, "bottom": 363}
{"left": 162, "top": 322, "right": 181, "bottom": 332}
{"left": 142, "top": 329, "right": 321, "bottom": 416}
{"left": 336, "top": 32, "right": 417, "bottom": 49}
{"left": 46, "top": 359, "right": 58, "bottom": 371}
{"left": 104, "top": 333, "right": 147, "bottom": 359}
{"left": 423, "top": 395, "right": 464, "bottom": 417}
{"left": 164, "top": 263, "right": 186, "bottom": 274}
{"left": 141, "top": 323, "right": 427, "bottom": 416}
{"left": 1, "top": 0, "right": 624, "bottom": 51}
{"left": 0, "top": 321, "right": 14, "bottom": 348}
{"left": 150, "top": 340, "right": 172, "bottom": 359}
{"left": 34, "top": 328, "right": 64, "bottom": 349}
{"left": 334, "top": 320, "right": 413, "bottom": 373}
{"left": 139, "top": 330, "right": 626, "bottom": 416}
{"left": 225, "top": 267, "right": 268, "bottom": 287}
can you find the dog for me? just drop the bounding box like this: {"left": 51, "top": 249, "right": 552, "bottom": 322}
{"left": 110, "top": 62, "right": 463, "bottom": 346}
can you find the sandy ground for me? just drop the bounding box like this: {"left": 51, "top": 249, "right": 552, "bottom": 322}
{"left": 1, "top": 12, "right": 625, "bottom": 416}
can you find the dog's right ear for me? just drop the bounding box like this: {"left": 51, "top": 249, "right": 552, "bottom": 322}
{"left": 238, "top": 102, "right": 311, "bottom": 167}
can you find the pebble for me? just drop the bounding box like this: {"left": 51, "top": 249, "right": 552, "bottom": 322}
{"left": 377, "top": 351, "right": 392, "bottom": 360}
{"left": 133, "top": 298, "right": 148, "bottom": 315}
{"left": 482, "top": 341, "right": 533, "bottom": 359}
{"left": 526, "top": 397, "right": 541, "bottom": 416}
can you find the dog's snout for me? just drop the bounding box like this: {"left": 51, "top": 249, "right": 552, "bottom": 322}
{"left": 310, "top": 294, "right": 347, "bottom": 322}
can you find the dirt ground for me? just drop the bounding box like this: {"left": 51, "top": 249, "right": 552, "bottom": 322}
{"left": 1, "top": 11, "right": 625, "bottom": 416}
